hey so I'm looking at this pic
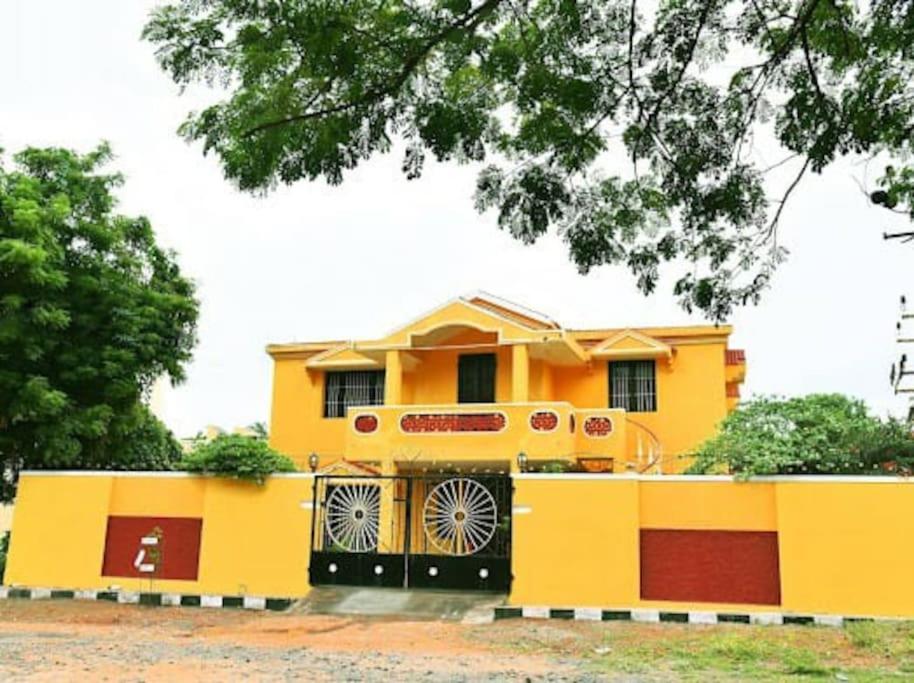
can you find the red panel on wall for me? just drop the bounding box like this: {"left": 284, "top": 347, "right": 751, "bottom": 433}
{"left": 101, "top": 516, "right": 203, "bottom": 581}
{"left": 640, "top": 529, "right": 781, "bottom": 605}
{"left": 354, "top": 414, "right": 379, "bottom": 433}
{"left": 400, "top": 412, "right": 507, "bottom": 433}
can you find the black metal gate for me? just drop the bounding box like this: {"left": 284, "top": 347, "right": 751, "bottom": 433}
{"left": 308, "top": 474, "right": 512, "bottom": 592}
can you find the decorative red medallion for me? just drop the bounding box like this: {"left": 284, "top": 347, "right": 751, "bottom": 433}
{"left": 529, "top": 411, "right": 559, "bottom": 432}
{"left": 400, "top": 412, "right": 507, "bottom": 433}
{"left": 354, "top": 414, "right": 379, "bottom": 433}
{"left": 583, "top": 416, "right": 613, "bottom": 437}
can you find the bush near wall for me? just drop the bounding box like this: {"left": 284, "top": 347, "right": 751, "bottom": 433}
{"left": 687, "top": 394, "right": 914, "bottom": 477}
{"left": 179, "top": 435, "right": 296, "bottom": 483}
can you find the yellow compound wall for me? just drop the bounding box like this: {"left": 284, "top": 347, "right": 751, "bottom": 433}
{"left": 8, "top": 472, "right": 914, "bottom": 618}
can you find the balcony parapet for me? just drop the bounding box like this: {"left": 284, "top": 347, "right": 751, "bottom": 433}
{"left": 344, "top": 402, "right": 626, "bottom": 466}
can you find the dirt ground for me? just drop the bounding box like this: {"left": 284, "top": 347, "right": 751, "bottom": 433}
{"left": 0, "top": 600, "right": 580, "bottom": 682}
{"left": 0, "top": 600, "right": 912, "bottom": 681}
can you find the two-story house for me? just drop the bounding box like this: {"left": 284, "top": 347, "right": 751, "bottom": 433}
{"left": 267, "top": 293, "right": 746, "bottom": 476}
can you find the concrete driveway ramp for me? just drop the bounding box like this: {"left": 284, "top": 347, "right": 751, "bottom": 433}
{"left": 296, "top": 586, "right": 505, "bottom": 623}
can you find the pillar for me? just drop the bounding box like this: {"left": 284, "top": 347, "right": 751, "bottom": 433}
{"left": 384, "top": 349, "right": 402, "bottom": 405}
{"left": 512, "top": 344, "right": 530, "bottom": 403}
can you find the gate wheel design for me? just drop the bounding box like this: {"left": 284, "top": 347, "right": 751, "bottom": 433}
{"left": 423, "top": 478, "right": 497, "bottom": 556}
{"left": 325, "top": 484, "right": 381, "bottom": 553}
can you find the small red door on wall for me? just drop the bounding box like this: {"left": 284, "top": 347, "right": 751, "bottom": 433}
{"left": 101, "top": 516, "right": 203, "bottom": 581}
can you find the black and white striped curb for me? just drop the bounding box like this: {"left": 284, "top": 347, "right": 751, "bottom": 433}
{"left": 0, "top": 586, "right": 293, "bottom": 611}
{"left": 0, "top": 588, "right": 888, "bottom": 626}
{"left": 493, "top": 606, "right": 885, "bottom": 627}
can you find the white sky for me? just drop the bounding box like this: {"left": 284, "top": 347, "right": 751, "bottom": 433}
{"left": 2, "top": 1, "right": 912, "bottom": 438}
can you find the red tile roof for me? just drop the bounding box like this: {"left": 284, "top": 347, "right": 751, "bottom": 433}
{"left": 726, "top": 349, "right": 746, "bottom": 365}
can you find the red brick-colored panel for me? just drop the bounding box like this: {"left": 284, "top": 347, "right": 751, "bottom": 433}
{"left": 400, "top": 412, "right": 506, "bottom": 433}
{"left": 640, "top": 529, "right": 781, "bottom": 605}
{"left": 529, "top": 411, "right": 559, "bottom": 432}
{"left": 354, "top": 414, "right": 379, "bottom": 433}
{"left": 101, "top": 516, "right": 202, "bottom": 581}
{"left": 583, "top": 416, "right": 613, "bottom": 437}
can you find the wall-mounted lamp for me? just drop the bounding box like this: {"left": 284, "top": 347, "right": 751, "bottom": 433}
{"left": 517, "top": 451, "right": 528, "bottom": 473}
{"left": 308, "top": 452, "right": 319, "bottom": 473}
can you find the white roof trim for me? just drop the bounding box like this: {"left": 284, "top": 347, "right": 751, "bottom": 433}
{"left": 463, "top": 290, "right": 560, "bottom": 328}
{"left": 304, "top": 342, "right": 355, "bottom": 367}
{"left": 380, "top": 295, "right": 555, "bottom": 342}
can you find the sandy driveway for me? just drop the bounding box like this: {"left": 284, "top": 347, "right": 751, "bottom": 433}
{"left": 0, "top": 600, "right": 589, "bottom": 682}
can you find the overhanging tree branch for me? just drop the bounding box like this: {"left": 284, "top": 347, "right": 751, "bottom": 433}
{"left": 242, "top": 0, "right": 504, "bottom": 137}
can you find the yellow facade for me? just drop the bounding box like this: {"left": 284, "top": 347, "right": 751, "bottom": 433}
{"left": 268, "top": 294, "right": 746, "bottom": 474}
{"left": 10, "top": 472, "right": 914, "bottom": 619}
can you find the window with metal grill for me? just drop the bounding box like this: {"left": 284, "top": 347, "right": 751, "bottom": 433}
{"left": 323, "top": 370, "right": 385, "bottom": 418}
{"left": 609, "top": 360, "right": 657, "bottom": 412}
{"left": 458, "top": 353, "right": 496, "bottom": 404}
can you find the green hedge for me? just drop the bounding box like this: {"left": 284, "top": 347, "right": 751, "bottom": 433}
{"left": 179, "top": 435, "right": 296, "bottom": 484}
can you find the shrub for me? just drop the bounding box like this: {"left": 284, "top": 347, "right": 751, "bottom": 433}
{"left": 179, "top": 435, "right": 296, "bottom": 483}
{"left": 687, "top": 394, "right": 914, "bottom": 477}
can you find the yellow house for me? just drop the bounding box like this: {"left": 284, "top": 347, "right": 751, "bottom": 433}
{"left": 267, "top": 293, "right": 745, "bottom": 475}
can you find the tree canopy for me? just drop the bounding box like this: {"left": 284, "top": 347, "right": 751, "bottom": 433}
{"left": 686, "top": 394, "right": 914, "bottom": 476}
{"left": 144, "top": 0, "right": 914, "bottom": 319}
{"left": 0, "top": 145, "right": 198, "bottom": 500}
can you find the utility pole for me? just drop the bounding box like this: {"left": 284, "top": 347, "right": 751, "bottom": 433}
{"left": 892, "top": 296, "right": 914, "bottom": 422}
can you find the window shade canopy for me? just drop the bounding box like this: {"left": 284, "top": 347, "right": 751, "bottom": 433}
{"left": 589, "top": 329, "right": 673, "bottom": 362}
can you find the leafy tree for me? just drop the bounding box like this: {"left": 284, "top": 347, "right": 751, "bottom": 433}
{"left": 0, "top": 145, "right": 198, "bottom": 501}
{"left": 179, "top": 434, "right": 296, "bottom": 483}
{"left": 144, "top": 0, "right": 914, "bottom": 319}
{"left": 90, "top": 404, "right": 184, "bottom": 472}
{"left": 248, "top": 421, "right": 268, "bottom": 439}
{"left": 686, "top": 394, "right": 914, "bottom": 477}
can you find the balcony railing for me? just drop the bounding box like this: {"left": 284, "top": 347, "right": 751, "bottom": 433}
{"left": 344, "top": 402, "right": 626, "bottom": 465}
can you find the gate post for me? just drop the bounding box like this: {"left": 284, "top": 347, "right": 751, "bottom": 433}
{"left": 307, "top": 475, "right": 320, "bottom": 585}
{"left": 403, "top": 477, "right": 413, "bottom": 587}
{"left": 377, "top": 461, "right": 397, "bottom": 556}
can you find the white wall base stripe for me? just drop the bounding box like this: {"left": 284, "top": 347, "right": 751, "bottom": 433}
{"left": 574, "top": 607, "right": 602, "bottom": 621}
{"left": 201, "top": 595, "right": 223, "bottom": 608}
{"left": 243, "top": 596, "right": 267, "bottom": 610}
{"left": 814, "top": 615, "right": 844, "bottom": 627}
{"left": 521, "top": 606, "right": 550, "bottom": 619}
{"left": 117, "top": 592, "right": 140, "bottom": 605}
{"left": 631, "top": 609, "right": 661, "bottom": 623}
{"left": 161, "top": 593, "right": 182, "bottom": 607}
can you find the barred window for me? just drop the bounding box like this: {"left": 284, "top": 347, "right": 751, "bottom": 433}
{"left": 609, "top": 360, "right": 657, "bottom": 412}
{"left": 323, "top": 370, "right": 385, "bottom": 418}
